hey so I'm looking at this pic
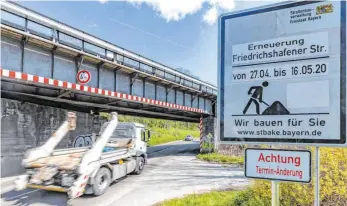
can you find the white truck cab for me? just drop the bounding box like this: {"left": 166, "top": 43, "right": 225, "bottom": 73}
{"left": 102, "top": 122, "right": 149, "bottom": 157}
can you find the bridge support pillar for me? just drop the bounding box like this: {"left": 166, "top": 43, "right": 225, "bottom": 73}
{"left": 199, "top": 115, "right": 216, "bottom": 153}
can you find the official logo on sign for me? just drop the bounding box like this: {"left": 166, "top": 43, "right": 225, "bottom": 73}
{"left": 316, "top": 4, "right": 333, "bottom": 15}
{"left": 77, "top": 70, "right": 91, "bottom": 84}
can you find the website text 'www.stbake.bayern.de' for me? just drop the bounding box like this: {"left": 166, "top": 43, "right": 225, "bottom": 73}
{"left": 237, "top": 129, "right": 322, "bottom": 137}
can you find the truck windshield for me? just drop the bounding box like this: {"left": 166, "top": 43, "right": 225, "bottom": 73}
{"left": 99, "top": 122, "right": 134, "bottom": 138}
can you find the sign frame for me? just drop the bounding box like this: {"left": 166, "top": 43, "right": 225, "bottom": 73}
{"left": 217, "top": 1, "right": 346, "bottom": 146}
{"left": 77, "top": 70, "right": 91, "bottom": 84}
{"left": 244, "top": 148, "right": 312, "bottom": 183}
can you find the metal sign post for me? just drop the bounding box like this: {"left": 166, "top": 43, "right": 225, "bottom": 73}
{"left": 272, "top": 181, "right": 279, "bottom": 206}
{"left": 315, "top": 147, "right": 320, "bottom": 206}
{"left": 265, "top": 149, "right": 321, "bottom": 206}
{"left": 199, "top": 116, "right": 203, "bottom": 153}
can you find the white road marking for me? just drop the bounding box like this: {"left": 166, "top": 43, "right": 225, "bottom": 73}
{"left": 6, "top": 189, "right": 41, "bottom": 201}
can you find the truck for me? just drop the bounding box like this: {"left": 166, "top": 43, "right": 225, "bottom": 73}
{"left": 15, "top": 112, "right": 150, "bottom": 200}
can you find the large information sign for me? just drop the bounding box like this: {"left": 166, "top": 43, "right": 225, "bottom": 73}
{"left": 218, "top": 1, "right": 346, "bottom": 145}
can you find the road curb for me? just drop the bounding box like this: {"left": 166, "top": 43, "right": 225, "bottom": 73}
{"left": 147, "top": 140, "right": 184, "bottom": 154}
{"left": 148, "top": 140, "right": 182, "bottom": 147}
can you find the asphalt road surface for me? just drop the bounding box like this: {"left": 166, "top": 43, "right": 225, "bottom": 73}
{"left": 1, "top": 140, "right": 249, "bottom": 206}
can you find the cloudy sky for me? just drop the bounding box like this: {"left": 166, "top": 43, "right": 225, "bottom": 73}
{"left": 18, "top": 0, "right": 280, "bottom": 85}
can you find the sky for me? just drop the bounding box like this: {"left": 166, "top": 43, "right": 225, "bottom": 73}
{"left": 17, "top": 0, "right": 280, "bottom": 85}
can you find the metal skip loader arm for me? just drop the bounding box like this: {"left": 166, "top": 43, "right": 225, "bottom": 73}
{"left": 22, "top": 112, "right": 77, "bottom": 165}
{"left": 68, "top": 112, "right": 120, "bottom": 199}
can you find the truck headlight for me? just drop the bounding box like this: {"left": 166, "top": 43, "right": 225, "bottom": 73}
{"left": 26, "top": 169, "right": 36, "bottom": 175}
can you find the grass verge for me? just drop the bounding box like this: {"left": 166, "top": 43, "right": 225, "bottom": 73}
{"left": 157, "top": 190, "right": 240, "bottom": 206}
{"left": 157, "top": 189, "right": 269, "bottom": 206}
{"left": 196, "top": 152, "right": 244, "bottom": 165}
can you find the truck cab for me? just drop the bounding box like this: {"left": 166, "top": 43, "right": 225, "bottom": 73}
{"left": 83, "top": 121, "right": 151, "bottom": 196}
{"left": 99, "top": 122, "right": 150, "bottom": 164}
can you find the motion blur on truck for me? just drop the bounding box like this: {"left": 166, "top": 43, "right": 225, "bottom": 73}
{"left": 15, "top": 112, "right": 150, "bottom": 200}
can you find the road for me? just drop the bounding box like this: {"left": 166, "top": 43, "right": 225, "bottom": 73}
{"left": 1, "top": 140, "right": 250, "bottom": 206}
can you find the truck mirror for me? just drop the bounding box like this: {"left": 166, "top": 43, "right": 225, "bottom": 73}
{"left": 141, "top": 131, "right": 146, "bottom": 142}
{"left": 147, "top": 130, "right": 151, "bottom": 141}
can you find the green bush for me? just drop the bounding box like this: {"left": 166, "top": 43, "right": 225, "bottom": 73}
{"left": 232, "top": 189, "right": 270, "bottom": 206}
{"left": 118, "top": 115, "right": 197, "bottom": 131}
{"left": 158, "top": 190, "right": 241, "bottom": 206}
{"left": 116, "top": 114, "right": 199, "bottom": 146}
{"left": 148, "top": 127, "right": 199, "bottom": 146}
{"left": 158, "top": 189, "right": 271, "bottom": 206}
{"left": 197, "top": 152, "right": 244, "bottom": 165}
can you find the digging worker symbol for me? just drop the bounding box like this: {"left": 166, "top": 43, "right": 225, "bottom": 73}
{"left": 243, "top": 81, "right": 269, "bottom": 115}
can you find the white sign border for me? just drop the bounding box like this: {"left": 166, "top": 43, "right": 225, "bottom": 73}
{"left": 244, "top": 148, "right": 312, "bottom": 183}
{"left": 217, "top": 1, "right": 347, "bottom": 147}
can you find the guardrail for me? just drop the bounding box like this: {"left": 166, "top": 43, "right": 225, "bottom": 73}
{"left": 0, "top": 5, "right": 218, "bottom": 97}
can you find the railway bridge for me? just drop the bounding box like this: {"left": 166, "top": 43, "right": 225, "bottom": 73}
{"left": 0, "top": 1, "right": 217, "bottom": 177}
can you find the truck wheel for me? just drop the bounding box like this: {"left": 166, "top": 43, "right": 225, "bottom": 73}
{"left": 93, "top": 167, "right": 111, "bottom": 196}
{"left": 133, "top": 157, "right": 145, "bottom": 175}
